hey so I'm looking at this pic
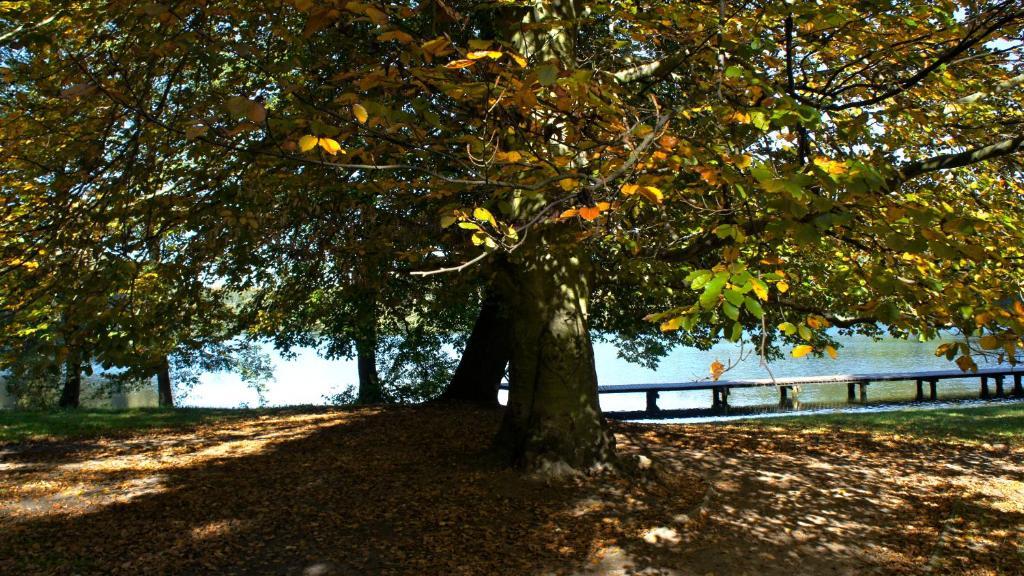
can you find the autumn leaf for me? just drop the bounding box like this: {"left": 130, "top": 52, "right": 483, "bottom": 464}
{"left": 638, "top": 186, "right": 663, "bottom": 204}
{"left": 317, "top": 137, "right": 343, "bottom": 155}
{"left": 445, "top": 59, "right": 476, "bottom": 69}
{"left": 352, "top": 103, "right": 369, "bottom": 124}
{"left": 579, "top": 206, "right": 601, "bottom": 221}
{"left": 559, "top": 178, "right": 578, "bottom": 191}
{"left": 298, "top": 135, "right": 319, "bottom": 152}
{"left": 466, "top": 50, "right": 503, "bottom": 60}
{"left": 826, "top": 345, "right": 838, "bottom": 360}
{"left": 792, "top": 345, "right": 813, "bottom": 358}
{"left": 710, "top": 360, "right": 725, "bottom": 381}
{"left": 978, "top": 335, "right": 1000, "bottom": 350}
{"left": 509, "top": 53, "right": 528, "bottom": 67}
{"left": 377, "top": 30, "right": 413, "bottom": 43}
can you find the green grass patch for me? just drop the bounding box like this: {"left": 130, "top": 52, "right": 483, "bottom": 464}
{"left": 0, "top": 407, "right": 256, "bottom": 443}
{"left": 737, "top": 402, "right": 1024, "bottom": 444}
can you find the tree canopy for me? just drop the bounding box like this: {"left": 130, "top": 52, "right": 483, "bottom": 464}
{"left": 1, "top": 0, "right": 1022, "bottom": 469}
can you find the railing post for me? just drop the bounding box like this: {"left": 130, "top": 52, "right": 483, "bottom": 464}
{"left": 858, "top": 382, "right": 868, "bottom": 402}
{"left": 645, "top": 390, "right": 660, "bottom": 412}
{"left": 1015, "top": 374, "right": 1023, "bottom": 396}
{"left": 779, "top": 386, "right": 791, "bottom": 408}
{"left": 995, "top": 375, "right": 1005, "bottom": 397}
{"left": 712, "top": 388, "right": 721, "bottom": 409}
{"left": 721, "top": 387, "right": 730, "bottom": 409}
{"left": 929, "top": 379, "right": 938, "bottom": 401}
{"left": 847, "top": 382, "right": 856, "bottom": 402}
{"left": 980, "top": 376, "right": 990, "bottom": 399}
{"left": 915, "top": 379, "right": 924, "bottom": 401}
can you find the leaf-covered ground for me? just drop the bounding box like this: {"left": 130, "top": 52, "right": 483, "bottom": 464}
{"left": 0, "top": 404, "right": 1021, "bottom": 575}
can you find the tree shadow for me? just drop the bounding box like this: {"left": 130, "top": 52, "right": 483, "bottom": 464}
{"left": 1, "top": 407, "right": 1021, "bottom": 575}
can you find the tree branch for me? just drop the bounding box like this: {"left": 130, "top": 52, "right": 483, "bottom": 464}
{"left": 898, "top": 134, "right": 1024, "bottom": 184}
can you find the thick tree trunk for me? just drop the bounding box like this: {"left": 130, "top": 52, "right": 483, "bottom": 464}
{"left": 58, "top": 353, "right": 81, "bottom": 409}
{"left": 157, "top": 356, "right": 174, "bottom": 408}
{"left": 494, "top": 230, "right": 615, "bottom": 473}
{"left": 441, "top": 289, "right": 510, "bottom": 405}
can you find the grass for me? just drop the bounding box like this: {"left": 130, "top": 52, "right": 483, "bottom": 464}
{"left": 0, "top": 407, "right": 261, "bottom": 443}
{"left": 3, "top": 400, "right": 1023, "bottom": 445}
{"left": 736, "top": 401, "right": 1024, "bottom": 444}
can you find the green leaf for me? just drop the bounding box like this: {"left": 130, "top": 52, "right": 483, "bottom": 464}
{"left": 724, "top": 289, "right": 744, "bottom": 307}
{"left": 723, "top": 301, "right": 740, "bottom": 320}
{"left": 743, "top": 296, "right": 763, "bottom": 318}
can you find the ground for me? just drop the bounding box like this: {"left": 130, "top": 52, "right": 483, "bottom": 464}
{"left": 0, "top": 403, "right": 1022, "bottom": 575}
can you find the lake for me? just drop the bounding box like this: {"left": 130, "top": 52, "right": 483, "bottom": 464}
{"left": 185, "top": 333, "right": 1020, "bottom": 416}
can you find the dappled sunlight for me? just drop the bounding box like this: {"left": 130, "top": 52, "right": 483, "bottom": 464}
{"left": 0, "top": 410, "right": 366, "bottom": 523}
{"left": 1, "top": 405, "right": 1021, "bottom": 575}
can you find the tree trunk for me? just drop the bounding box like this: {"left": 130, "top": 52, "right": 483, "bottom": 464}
{"left": 441, "top": 289, "right": 510, "bottom": 405}
{"left": 494, "top": 229, "right": 615, "bottom": 473}
{"left": 58, "top": 353, "right": 81, "bottom": 409}
{"left": 157, "top": 356, "right": 174, "bottom": 408}
{"left": 356, "top": 336, "right": 382, "bottom": 404}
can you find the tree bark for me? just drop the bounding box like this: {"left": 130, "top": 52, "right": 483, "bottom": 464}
{"left": 356, "top": 335, "right": 382, "bottom": 404}
{"left": 441, "top": 289, "right": 510, "bottom": 405}
{"left": 157, "top": 356, "right": 174, "bottom": 408}
{"left": 58, "top": 352, "right": 81, "bottom": 409}
{"left": 493, "top": 228, "right": 615, "bottom": 473}
{"left": 355, "top": 288, "right": 383, "bottom": 404}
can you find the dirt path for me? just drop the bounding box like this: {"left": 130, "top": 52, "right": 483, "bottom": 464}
{"left": 1, "top": 406, "right": 1021, "bottom": 575}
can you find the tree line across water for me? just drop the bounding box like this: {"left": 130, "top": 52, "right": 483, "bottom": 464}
{"left": 1, "top": 0, "right": 1023, "bottom": 473}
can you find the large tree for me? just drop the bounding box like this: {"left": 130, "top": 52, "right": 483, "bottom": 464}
{"left": 2, "top": 0, "right": 1023, "bottom": 471}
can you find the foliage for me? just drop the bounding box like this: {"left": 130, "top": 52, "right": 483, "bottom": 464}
{"left": 0, "top": 0, "right": 1022, "bottom": 414}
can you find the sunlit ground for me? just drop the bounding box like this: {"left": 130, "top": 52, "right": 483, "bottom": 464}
{"left": 0, "top": 404, "right": 1021, "bottom": 575}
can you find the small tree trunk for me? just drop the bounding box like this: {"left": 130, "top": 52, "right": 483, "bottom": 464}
{"left": 58, "top": 353, "right": 82, "bottom": 409}
{"left": 157, "top": 356, "right": 174, "bottom": 408}
{"left": 356, "top": 336, "right": 382, "bottom": 404}
{"left": 441, "top": 289, "right": 510, "bottom": 405}
{"left": 494, "top": 229, "right": 615, "bottom": 473}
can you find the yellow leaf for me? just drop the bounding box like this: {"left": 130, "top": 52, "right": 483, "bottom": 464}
{"left": 467, "top": 50, "right": 503, "bottom": 60}
{"left": 620, "top": 183, "right": 639, "bottom": 196}
{"left": 792, "top": 345, "right": 813, "bottom": 358}
{"left": 750, "top": 278, "right": 769, "bottom": 301}
{"left": 558, "top": 209, "right": 579, "bottom": 219}
{"left": 510, "top": 53, "right": 528, "bottom": 67}
{"left": 352, "top": 103, "right": 368, "bottom": 124}
{"left": 559, "top": 178, "right": 578, "bottom": 191}
{"left": 979, "top": 335, "right": 1000, "bottom": 350}
{"left": 445, "top": 59, "right": 476, "bottom": 69}
{"left": 826, "top": 345, "right": 838, "bottom": 360}
{"left": 776, "top": 280, "right": 789, "bottom": 293}
{"left": 504, "top": 151, "right": 522, "bottom": 162}
{"left": 660, "top": 317, "right": 683, "bottom": 332}
{"left": 298, "top": 135, "right": 319, "bottom": 152}
{"left": 710, "top": 360, "right": 725, "bottom": 381}
{"left": 638, "top": 186, "right": 663, "bottom": 204}
{"left": 317, "top": 137, "right": 343, "bottom": 155}
{"left": 473, "top": 207, "right": 496, "bottom": 226}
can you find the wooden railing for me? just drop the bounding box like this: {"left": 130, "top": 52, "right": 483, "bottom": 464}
{"left": 499, "top": 366, "right": 1024, "bottom": 413}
